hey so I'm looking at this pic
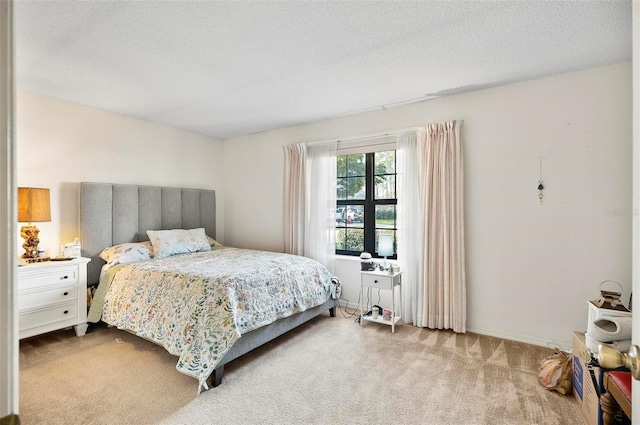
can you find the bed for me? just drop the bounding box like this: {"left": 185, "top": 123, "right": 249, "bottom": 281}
{"left": 80, "top": 182, "right": 338, "bottom": 392}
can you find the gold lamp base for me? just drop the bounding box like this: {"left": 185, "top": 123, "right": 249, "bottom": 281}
{"left": 20, "top": 224, "right": 40, "bottom": 259}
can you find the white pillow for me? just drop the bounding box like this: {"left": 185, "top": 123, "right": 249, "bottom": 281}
{"left": 147, "top": 228, "right": 211, "bottom": 259}
{"left": 99, "top": 242, "right": 153, "bottom": 270}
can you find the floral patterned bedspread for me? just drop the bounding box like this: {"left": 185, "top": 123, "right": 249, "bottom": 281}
{"left": 88, "top": 247, "right": 338, "bottom": 392}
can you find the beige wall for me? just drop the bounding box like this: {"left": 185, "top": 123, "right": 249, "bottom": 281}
{"left": 223, "top": 62, "right": 633, "bottom": 348}
{"left": 13, "top": 63, "right": 632, "bottom": 349}
{"left": 16, "top": 91, "right": 225, "bottom": 257}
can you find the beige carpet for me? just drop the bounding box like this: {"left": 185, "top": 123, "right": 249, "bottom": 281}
{"left": 20, "top": 313, "right": 581, "bottom": 425}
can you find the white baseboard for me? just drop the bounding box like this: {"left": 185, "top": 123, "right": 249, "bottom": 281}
{"left": 336, "top": 298, "right": 362, "bottom": 313}
{"left": 336, "top": 299, "right": 573, "bottom": 352}
{"left": 465, "top": 325, "right": 572, "bottom": 352}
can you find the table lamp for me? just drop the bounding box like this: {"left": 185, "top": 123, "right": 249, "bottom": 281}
{"left": 377, "top": 234, "right": 394, "bottom": 271}
{"left": 18, "top": 187, "right": 51, "bottom": 258}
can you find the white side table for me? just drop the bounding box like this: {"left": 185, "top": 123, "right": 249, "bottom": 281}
{"left": 17, "top": 257, "right": 91, "bottom": 339}
{"left": 360, "top": 270, "right": 402, "bottom": 333}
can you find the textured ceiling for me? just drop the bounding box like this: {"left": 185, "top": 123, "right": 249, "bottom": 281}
{"left": 15, "top": 1, "right": 632, "bottom": 140}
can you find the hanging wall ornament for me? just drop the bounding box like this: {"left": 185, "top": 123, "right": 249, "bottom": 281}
{"left": 538, "top": 157, "right": 544, "bottom": 205}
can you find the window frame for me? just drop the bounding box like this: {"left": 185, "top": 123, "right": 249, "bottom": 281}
{"left": 335, "top": 150, "right": 397, "bottom": 259}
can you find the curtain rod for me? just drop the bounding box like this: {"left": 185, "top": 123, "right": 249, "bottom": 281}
{"left": 306, "top": 127, "right": 419, "bottom": 147}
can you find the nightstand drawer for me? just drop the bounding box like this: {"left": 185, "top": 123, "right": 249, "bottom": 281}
{"left": 361, "top": 274, "right": 394, "bottom": 290}
{"left": 19, "top": 265, "right": 78, "bottom": 290}
{"left": 19, "top": 284, "right": 78, "bottom": 310}
{"left": 20, "top": 302, "right": 78, "bottom": 332}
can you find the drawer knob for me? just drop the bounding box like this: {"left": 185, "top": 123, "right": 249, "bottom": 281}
{"left": 374, "top": 280, "right": 378, "bottom": 283}
{"left": 61, "top": 275, "right": 69, "bottom": 280}
{"left": 63, "top": 292, "right": 69, "bottom": 296}
{"left": 63, "top": 310, "right": 69, "bottom": 315}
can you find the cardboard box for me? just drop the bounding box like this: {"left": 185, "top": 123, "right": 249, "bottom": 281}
{"left": 573, "top": 331, "right": 604, "bottom": 425}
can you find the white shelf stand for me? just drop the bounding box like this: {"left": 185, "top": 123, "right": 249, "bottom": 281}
{"left": 359, "top": 270, "right": 402, "bottom": 333}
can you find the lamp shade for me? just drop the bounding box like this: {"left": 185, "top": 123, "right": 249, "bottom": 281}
{"left": 18, "top": 187, "right": 51, "bottom": 223}
{"left": 378, "top": 234, "right": 394, "bottom": 257}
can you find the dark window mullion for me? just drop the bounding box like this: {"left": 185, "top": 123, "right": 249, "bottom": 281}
{"left": 364, "top": 153, "right": 376, "bottom": 256}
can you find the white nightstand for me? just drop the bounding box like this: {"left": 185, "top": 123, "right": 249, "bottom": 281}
{"left": 17, "top": 257, "right": 91, "bottom": 339}
{"left": 360, "top": 270, "right": 402, "bottom": 333}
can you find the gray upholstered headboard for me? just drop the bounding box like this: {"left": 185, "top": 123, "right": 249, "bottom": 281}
{"left": 80, "top": 182, "right": 216, "bottom": 286}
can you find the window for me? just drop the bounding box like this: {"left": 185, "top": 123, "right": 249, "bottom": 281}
{"left": 335, "top": 150, "right": 397, "bottom": 258}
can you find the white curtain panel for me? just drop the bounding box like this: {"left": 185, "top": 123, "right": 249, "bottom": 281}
{"left": 399, "top": 121, "right": 466, "bottom": 333}
{"left": 304, "top": 143, "right": 337, "bottom": 274}
{"left": 397, "top": 131, "right": 423, "bottom": 326}
{"left": 283, "top": 143, "right": 307, "bottom": 256}
{"left": 283, "top": 142, "right": 337, "bottom": 273}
